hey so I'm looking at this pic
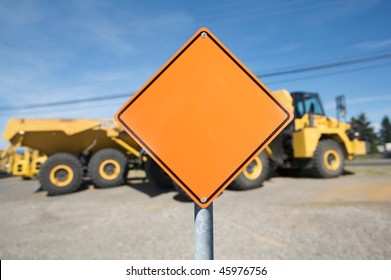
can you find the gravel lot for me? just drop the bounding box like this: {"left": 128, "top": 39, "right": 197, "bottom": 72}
{"left": 1, "top": 162, "right": 391, "bottom": 260}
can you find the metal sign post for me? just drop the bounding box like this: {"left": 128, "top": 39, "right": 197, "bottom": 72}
{"left": 194, "top": 202, "right": 214, "bottom": 260}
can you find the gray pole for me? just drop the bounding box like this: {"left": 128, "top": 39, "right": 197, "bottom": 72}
{"left": 194, "top": 202, "right": 214, "bottom": 260}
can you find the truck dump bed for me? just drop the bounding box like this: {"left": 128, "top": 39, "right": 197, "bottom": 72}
{"left": 3, "top": 118, "right": 140, "bottom": 157}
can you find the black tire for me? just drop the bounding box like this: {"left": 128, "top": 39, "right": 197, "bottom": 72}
{"left": 276, "top": 168, "right": 302, "bottom": 177}
{"left": 87, "top": 148, "right": 129, "bottom": 188}
{"left": 312, "top": 139, "right": 345, "bottom": 178}
{"left": 144, "top": 156, "right": 173, "bottom": 189}
{"left": 39, "top": 153, "right": 83, "bottom": 196}
{"left": 229, "top": 151, "right": 270, "bottom": 190}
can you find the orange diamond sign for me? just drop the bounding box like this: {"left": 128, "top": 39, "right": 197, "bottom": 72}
{"left": 115, "top": 28, "right": 293, "bottom": 208}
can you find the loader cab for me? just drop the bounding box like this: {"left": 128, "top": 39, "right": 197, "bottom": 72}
{"left": 291, "top": 92, "right": 325, "bottom": 119}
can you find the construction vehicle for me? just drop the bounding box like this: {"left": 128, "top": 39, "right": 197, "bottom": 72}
{"left": 2, "top": 119, "right": 143, "bottom": 195}
{"left": 0, "top": 146, "right": 47, "bottom": 179}
{"left": 228, "top": 89, "right": 366, "bottom": 190}
{"left": 145, "top": 89, "right": 366, "bottom": 193}
{"left": 2, "top": 90, "right": 366, "bottom": 197}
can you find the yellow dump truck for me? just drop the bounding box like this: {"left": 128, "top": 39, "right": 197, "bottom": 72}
{"left": 2, "top": 119, "right": 142, "bottom": 195}
{"left": 228, "top": 89, "right": 366, "bottom": 190}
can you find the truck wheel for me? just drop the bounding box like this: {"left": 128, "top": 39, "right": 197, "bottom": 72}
{"left": 312, "top": 139, "right": 344, "bottom": 178}
{"left": 144, "top": 156, "right": 173, "bottom": 189}
{"left": 229, "top": 151, "right": 269, "bottom": 190}
{"left": 88, "top": 148, "right": 129, "bottom": 188}
{"left": 40, "top": 153, "right": 83, "bottom": 196}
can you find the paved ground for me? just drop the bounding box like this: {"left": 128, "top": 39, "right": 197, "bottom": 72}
{"left": 346, "top": 158, "right": 391, "bottom": 166}
{"left": 0, "top": 162, "right": 390, "bottom": 260}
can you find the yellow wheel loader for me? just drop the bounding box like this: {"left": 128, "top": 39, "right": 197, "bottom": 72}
{"left": 147, "top": 89, "right": 365, "bottom": 194}
{"left": 229, "top": 90, "right": 366, "bottom": 190}
{"left": 0, "top": 146, "right": 47, "bottom": 179}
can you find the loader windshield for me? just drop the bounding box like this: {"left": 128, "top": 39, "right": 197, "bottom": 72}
{"left": 292, "top": 92, "right": 325, "bottom": 118}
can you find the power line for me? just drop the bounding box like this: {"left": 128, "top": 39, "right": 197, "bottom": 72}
{"left": 5, "top": 61, "right": 386, "bottom": 115}
{"left": 257, "top": 52, "right": 391, "bottom": 78}
{"left": 0, "top": 92, "right": 133, "bottom": 111}
{"left": 266, "top": 61, "right": 391, "bottom": 85}
{"left": 0, "top": 101, "right": 125, "bottom": 117}
{"left": 0, "top": 77, "right": 133, "bottom": 95}
{"left": 2, "top": 52, "right": 391, "bottom": 113}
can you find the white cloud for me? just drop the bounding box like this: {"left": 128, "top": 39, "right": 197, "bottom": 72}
{"left": 129, "top": 12, "right": 193, "bottom": 37}
{"left": 0, "top": 0, "right": 43, "bottom": 26}
{"left": 0, "top": 3, "right": 194, "bottom": 113}
{"left": 339, "top": 0, "right": 382, "bottom": 14}
{"left": 355, "top": 39, "right": 391, "bottom": 50}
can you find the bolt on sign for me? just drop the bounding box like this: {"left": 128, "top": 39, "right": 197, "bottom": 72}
{"left": 115, "top": 28, "right": 293, "bottom": 208}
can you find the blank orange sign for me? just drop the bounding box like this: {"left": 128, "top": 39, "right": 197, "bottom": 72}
{"left": 115, "top": 28, "right": 293, "bottom": 208}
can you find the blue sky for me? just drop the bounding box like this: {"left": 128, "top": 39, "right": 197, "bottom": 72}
{"left": 1, "top": 0, "right": 390, "bottom": 149}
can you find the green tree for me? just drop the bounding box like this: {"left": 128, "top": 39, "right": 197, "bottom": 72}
{"left": 351, "top": 113, "right": 378, "bottom": 153}
{"left": 378, "top": 116, "right": 391, "bottom": 144}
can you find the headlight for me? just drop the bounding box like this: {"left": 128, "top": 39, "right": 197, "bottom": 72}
{"left": 346, "top": 129, "right": 360, "bottom": 140}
